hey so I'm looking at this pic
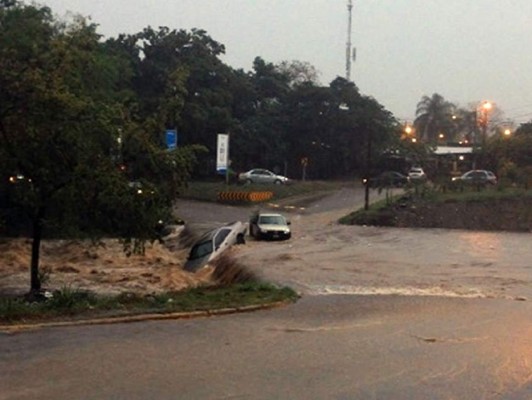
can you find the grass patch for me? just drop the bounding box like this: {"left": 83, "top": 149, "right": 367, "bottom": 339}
{"left": 181, "top": 180, "right": 349, "bottom": 203}
{"left": 0, "top": 283, "right": 299, "bottom": 325}
{"left": 339, "top": 186, "right": 532, "bottom": 229}
{"left": 433, "top": 186, "right": 532, "bottom": 203}
{"left": 338, "top": 196, "right": 397, "bottom": 226}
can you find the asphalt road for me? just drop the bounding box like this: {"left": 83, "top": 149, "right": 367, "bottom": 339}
{"left": 1, "top": 186, "right": 532, "bottom": 399}
{"left": 2, "top": 296, "right": 531, "bottom": 399}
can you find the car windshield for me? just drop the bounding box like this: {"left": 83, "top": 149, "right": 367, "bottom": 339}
{"left": 188, "top": 240, "right": 213, "bottom": 260}
{"left": 259, "top": 215, "right": 286, "bottom": 225}
{"left": 214, "top": 228, "right": 231, "bottom": 248}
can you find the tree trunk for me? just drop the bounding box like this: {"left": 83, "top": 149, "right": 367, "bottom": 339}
{"left": 30, "top": 207, "right": 45, "bottom": 294}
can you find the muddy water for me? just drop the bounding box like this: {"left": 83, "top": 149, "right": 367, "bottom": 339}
{"left": 235, "top": 197, "right": 532, "bottom": 301}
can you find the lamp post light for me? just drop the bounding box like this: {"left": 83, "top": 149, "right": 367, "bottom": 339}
{"left": 502, "top": 128, "right": 512, "bottom": 161}
{"left": 479, "top": 101, "right": 492, "bottom": 146}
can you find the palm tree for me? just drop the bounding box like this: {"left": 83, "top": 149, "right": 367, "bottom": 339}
{"left": 414, "top": 93, "right": 456, "bottom": 144}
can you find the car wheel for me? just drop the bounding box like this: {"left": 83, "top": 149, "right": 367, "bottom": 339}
{"left": 245, "top": 179, "right": 252, "bottom": 185}
{"left": 236, "top": 233, "right": 246, "bottom": 245}
{"left": 274, "top": 179, "right": 282, "bottom": 185}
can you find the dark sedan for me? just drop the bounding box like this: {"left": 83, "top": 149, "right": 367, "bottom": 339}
{"left": 365, "top": 171, "right": 409, "bottom": 188}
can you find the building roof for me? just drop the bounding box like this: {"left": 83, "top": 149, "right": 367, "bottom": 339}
{"left": 433, "top": 146, "right": 473, "bottom": 155}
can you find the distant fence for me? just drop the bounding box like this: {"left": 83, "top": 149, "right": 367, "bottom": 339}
{"left": 217, "top": 191, "right": 273, "bottom": 203}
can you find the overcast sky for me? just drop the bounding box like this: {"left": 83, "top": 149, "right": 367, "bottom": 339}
{"left": 41, "top": 0, "right": 532, "bottom": 124}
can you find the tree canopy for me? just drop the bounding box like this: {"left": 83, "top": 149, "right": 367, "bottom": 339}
{"left": 414, "top": 93, "right": 455, "bottom": 144}
{"left": 0, "top": 1, "right": 203, "bottom": 293}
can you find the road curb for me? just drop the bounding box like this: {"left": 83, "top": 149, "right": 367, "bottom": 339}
{"left": 0, "top": 301, "right": 291, "bottom": 334}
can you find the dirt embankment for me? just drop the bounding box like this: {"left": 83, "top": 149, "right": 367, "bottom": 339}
{"left": 389, "top": 196, "right": 532, "bottom": 232}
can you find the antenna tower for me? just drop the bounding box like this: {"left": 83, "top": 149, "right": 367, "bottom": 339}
{"left": 346, "top": 0, "right": 353, "bottom": 81}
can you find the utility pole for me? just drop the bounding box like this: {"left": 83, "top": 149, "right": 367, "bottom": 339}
{"left": 346, "top": 0, "right": 353, "bottom": 81}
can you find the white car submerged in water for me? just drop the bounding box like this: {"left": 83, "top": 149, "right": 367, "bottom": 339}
{"left": 184, "top": 221, "right": 247, "bottom": 272}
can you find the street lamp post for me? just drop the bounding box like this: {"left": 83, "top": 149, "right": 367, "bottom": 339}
{"left": 364, "top": 129, "right": 372, "bottom": 210}
{"left": 340, "top": 103, "right": 371, "bottom": 209}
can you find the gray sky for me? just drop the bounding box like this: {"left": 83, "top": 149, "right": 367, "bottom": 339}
{"left": 41, "top": 0, "right": 532, "bottom": 124}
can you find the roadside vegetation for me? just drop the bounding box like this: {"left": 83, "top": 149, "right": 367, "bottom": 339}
{"left": 340, "top": 184, "right": 532, "bottom": 232}
{"left": 0, "top": 283, "right": 298, "bottom": 325}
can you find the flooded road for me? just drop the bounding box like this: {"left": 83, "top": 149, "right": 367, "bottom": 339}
{"left": 178, "top": 187, "right": 532, "bottom": 301}
{"left": 238, "top": 220, "right": 532, "bottom": 301}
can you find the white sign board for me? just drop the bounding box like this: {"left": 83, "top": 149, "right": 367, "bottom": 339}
{"left": 216, "top": 133, "right": 229, "bottom": 174}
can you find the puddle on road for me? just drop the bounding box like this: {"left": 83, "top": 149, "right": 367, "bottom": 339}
{"left": 306, "top": 284, "right": 489, "bottom": 299}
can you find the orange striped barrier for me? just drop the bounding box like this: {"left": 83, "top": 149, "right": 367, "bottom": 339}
{"left": 217, "top": 191, "right": 273, "bottom": 203}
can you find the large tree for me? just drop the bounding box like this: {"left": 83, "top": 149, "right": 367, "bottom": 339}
{"left": 0, "top": 3, "right": 124, "bottom": 293}
{"left": 0, "top": 2, "right": 199, "bottom": 295}
{"left": 414, "top": 93, "right": 456, "bottom": 144}
{"left": 109, "top": 27, "right": 233, "bottom": 176}
{"left": 229, "top": 57, "right": 291, "bottom": 172}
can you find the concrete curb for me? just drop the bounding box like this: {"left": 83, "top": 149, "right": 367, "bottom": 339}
{"left": 0, "top": 301, "right": 291, "bottom": 334}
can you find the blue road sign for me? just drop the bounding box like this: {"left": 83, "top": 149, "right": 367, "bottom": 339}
{"left": 166, "top": 129, "right": 177, "bottom": 150}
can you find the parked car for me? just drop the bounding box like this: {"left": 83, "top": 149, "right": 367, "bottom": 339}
{"left": 238, "top": 169, "right": 289, "bottom": 185}
{"left": 365, "top": 171, "right": 409, "bottom": 188}
{"left": 408, "top": 167, "right": 427, "bottom": 181}
{"left": 249, "top": 212, "right": 291, "bottom": 241}
{"left": 452, "top": 170, "right": 497, "bottom": 185}
{"left": 184, "top": 221, "right": 247, "bottom": 272}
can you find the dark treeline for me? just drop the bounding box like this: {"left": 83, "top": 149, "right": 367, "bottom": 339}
{"left": 106, "top": 27, "right": 402, "bottom": 180}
